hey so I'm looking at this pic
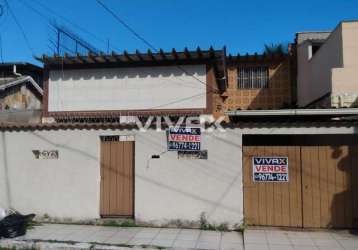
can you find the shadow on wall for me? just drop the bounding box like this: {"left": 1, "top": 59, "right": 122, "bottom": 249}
{"left": 330, "top": 133, "right": 358, "bottom": 232}
{"left": 1, "top": 129, "right": 242, "bottom": 220}
{"left": 333, "top": 129, "right": 358, "bottom": 233}
{"left": 1, "top": 133, "right": 11, "bottom": 208}
{"left": 50, "top": 65, "right": 202, "bottom": 81}
{"left": 240, "top": 60, "right": 292, "bottom": 110}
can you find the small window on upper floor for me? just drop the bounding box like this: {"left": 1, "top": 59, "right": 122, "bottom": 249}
{"left": 312, "top": 45, "right": 321, "bottom": 55}
{"left": 308, "top": 43, "right": 322, "bottom": 60}
{"left": 237, "top": 66, "right": 269, "bottom": 89}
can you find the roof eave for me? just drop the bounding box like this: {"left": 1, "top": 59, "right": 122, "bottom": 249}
{"left": 225, "top": 108, "right": 358, "bottom": 117}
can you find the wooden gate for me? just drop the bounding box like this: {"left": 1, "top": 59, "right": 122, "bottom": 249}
{"left": 302, "top": 145, "right": 358, "bottom": 228}
{"left": 100, "top": 137, "right": 134, "bottom": 217}
{"left": 243, "top": 135, "right": 358, "bottom": 228}
{"left": 243, "top": 146, "right": 303, "bottom": 227}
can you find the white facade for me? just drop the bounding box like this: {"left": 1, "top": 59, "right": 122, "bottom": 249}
{"left": 297, "top": 21, "right": 358, "bottom": 107}
{"left": 1, "top": 126, "right": 357, "bottom": 227}
{"left": 48, "top": 65, "right": 207, "bottom": 112}
{"left": 0, "top": 128, "right": 242, "bottom": 226}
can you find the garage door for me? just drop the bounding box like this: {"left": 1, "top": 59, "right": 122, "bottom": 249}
{"left": 243, "top": 135, "right": 358, "bottom": 229}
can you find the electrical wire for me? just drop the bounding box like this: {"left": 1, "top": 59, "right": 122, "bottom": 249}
{"left": 148, "top": 92, "right": 208, "bottom": 110}
{"left": 96, "top": 0, "right": 156, "bottom": 51}
{"left": 95, "top": 0, "right": 219, "bottom": 93}
{"left": 18, "top": 0, "right": 120, "bottom": 52}
{"left": 12, "top": 0, "right": 220, "bottom": 113}
{"left": 5, "top": 0, "right": 35, "bottom": 55}
{"left": 0, "top": 1, "right": 9, "bottom": 28}
{"left": 0, "top": 34, "right": 3, "bottom": 63}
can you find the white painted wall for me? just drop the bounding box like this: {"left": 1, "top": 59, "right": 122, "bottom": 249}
{"left": 0, "top": 128, "right": 242, "bottom": 226}
{"left": 134, "top": 130, "right": 243, "bottom": 225}
{"left": 297, "top": 24, "right": 344, "bottom": 107}
{"left": 0, "top": 130, "right": 101, "bottom": 219}
{"left": 1, "top": 126, "right": 357, "bottom": 226}
{"left": 48, "top": 65, "right": 207, "bottom": 112}
{"left": 342, "top": 22, "right": 358, "bottom": 68}
{"left": 297, "top": 21, "right": 358, "bottom": 107}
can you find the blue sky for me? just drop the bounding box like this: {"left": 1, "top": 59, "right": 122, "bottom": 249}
{"left": 0, "top": 0, "right": 357, "bottom": 65}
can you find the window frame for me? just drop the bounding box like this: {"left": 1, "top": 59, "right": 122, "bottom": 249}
{"left": 237, "top": 65, "right": 269, "bottom": 89}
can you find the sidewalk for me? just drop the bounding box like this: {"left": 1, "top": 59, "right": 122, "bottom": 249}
{"left": 0, "top": 223, "right": 244, "bottom": 250}
{"left": 244, "top": 228, "right": 358, "bottom": 250}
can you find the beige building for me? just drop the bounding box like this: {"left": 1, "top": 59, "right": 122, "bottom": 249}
{"left": 296, "top": 21, "right": 358, "bottom": 108}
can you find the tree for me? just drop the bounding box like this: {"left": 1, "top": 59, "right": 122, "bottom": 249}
{"left": 264, "top": 43, "right": 288, "bottom": 55}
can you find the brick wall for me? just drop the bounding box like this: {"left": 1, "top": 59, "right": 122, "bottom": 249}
{"left": 213, "top": 57, "right": 293, "bottom": 118}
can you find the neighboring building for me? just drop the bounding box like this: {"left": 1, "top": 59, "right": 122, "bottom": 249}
{"left": 296, "top": 21, "right": 358, "bottom": 108}
{"left": 214, "top": 53, "right": 293, "bottom": 118}
{"left": 38, "top": 48, "right": 227, "bottom": 122}
{"left": 0, "top": 63, "right": 43, "bottom": 123}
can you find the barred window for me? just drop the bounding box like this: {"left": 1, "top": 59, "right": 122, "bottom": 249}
{"left": 237, "top": 66, "right": 269, "bottom": 89}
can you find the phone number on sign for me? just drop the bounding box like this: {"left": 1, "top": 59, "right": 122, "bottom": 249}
{"left": 254, "top": 173, "right": 288, "bottom": 182}
{"left": 168, "top": 141, "right": 200, "bottom": 151}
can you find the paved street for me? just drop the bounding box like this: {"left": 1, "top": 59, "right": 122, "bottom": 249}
{"left": 6, "top": 223, "right": 244, "bottom": 249}
{"left": 244, "top": 229, "right": 358, "bottom": 250}
{"left": 2, "top": 224, "right": 358, "bottom": 250}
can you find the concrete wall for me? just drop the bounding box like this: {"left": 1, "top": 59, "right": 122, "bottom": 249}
{"left": 1, "top": 126, "right": 358, "bottom": 227}
{"left": 330, "top": 22, "right": 358, "bottom": 107}
{"left": 0, "top": 130, "right": 101, "bottom": 219}
{"left": 295, "top": 32, "right": 331, "bottom": 45}
{"left": 297, "top": 21, "right": 358, "bottom": 107}
{"left": 297, "top": 24, "right": 344, "bottom": 107}
{"left": 0, "top": 110, "right": 42, "bottom": 124}
{"left": 0, "top": 128, "right": 242, "bottom": 226}
{"left": 342, "top": 22, "right": 358, "bottom": 68}
{"left": 214, "top": 58, "right": 291, "bottom": 117}
{"left": 48, "top": 65, "right": 207, "bottom": 112}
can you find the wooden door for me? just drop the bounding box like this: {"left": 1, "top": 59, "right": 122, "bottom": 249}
{"left": 243, "top": 146, "right": 303, "bottom": 227}
{"left": 100, "top": 137, "right": 134, "bottom": 217}
{"left": 302, "top": 145, "right": 358, "bottom": 228}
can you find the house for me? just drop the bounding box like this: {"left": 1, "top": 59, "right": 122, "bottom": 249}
{"left": 0, "top": 63, "right": 43, "bottom": 123}
{"left": 296, "top": 20, "right": 358, "bottom": 108}
{"left": 224, "top": 21, "right": 358, "bottom": 229}
{"left": 38, "top": 48, "right": 227, "bottom": 122}
{"left": 39, "top": 48, "right": 295, "bottom": 122}
{"left": 1, "top": 48, "right": 248, "bottom": 229}
{"left": 1, "top": 23, "right": 358, "bottom": 230}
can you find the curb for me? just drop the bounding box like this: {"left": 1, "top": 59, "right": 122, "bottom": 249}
{"left": 0, "top": 239, "right": 161, "bottom": 250}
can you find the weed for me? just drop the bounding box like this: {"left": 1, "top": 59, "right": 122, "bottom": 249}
{"left": 102, "top": 219, "right": 137, "bottom": 227}
{"left": 216, "top": 223, "right": 229, "bottom": 232}
{"left": 199, "top": 212, "right": 229, "bottom": 231}
{"left": 234, "top": 220, "right": 248, "bottom": 232}
{"left": 199, "top": 212, "right": 208, "bottom": 230}
{"left": 102, "top": 220, "right": 119, "bottom": 227}
{"left": 119, "top": 220, "right": 137, "bottom": 227}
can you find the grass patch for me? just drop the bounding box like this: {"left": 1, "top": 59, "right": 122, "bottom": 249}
{"left": 102, "top": 219, "right": 137, "bottom": 228}
{"left": 199, "top": 212, "right": 229, "bottom": 232}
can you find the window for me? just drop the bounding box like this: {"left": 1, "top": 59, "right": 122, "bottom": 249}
{"left": 312, "top": 45, "right": 321, "bottom": 55}
{"left": 237, "top": 66, "right": 269, "bottom": 89}
{"left": 308, "top": 43, "right": 322, "bottom": 60}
